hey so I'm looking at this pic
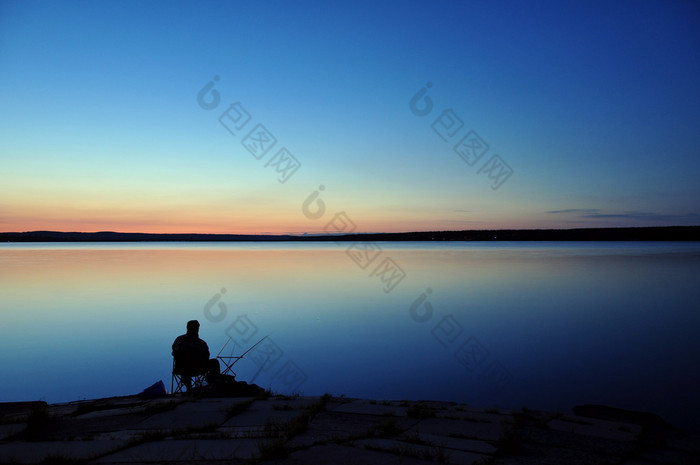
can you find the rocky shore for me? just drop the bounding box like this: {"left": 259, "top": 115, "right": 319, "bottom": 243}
{"left": 1, "top": 389, "right": 698, "bottom": 464}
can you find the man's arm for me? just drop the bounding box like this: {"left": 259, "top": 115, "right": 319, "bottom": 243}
{"left": 199, "top": 339, "right": 210, "bottom": 360}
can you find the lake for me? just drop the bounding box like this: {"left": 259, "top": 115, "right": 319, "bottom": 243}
{"left": 1, "top": 242, "right": 699, "bottom": 429}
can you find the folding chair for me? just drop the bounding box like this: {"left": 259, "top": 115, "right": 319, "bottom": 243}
{"left": 171, "top": 359, "right": 206, "bottom": 394}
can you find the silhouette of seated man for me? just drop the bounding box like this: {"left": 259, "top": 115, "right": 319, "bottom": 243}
{"left": 172, "top": 320, "right": 221, "bottom": 390}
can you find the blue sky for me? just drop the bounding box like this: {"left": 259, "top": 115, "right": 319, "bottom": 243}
{"left": 1, "top": 0, "right": 699, "bottom": 233}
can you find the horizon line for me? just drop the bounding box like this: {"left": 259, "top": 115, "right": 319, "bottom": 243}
{"left": 3, "top": 225, "right": 700, "bottom": 235}
{"left": 1, "top": 226, "right": 699, "bottom": 242}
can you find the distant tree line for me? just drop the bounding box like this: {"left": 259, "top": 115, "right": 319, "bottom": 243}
{"left": 1, "top": 226, "right": 698, "bottom": 242}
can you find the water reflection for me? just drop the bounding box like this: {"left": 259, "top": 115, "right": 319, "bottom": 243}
{"left": 1, "top": 242, "right": 699, "bottom": 429}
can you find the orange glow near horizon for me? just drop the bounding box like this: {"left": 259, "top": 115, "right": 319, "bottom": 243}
{"left": 0, "top": 209, "right": 587, "bottom": 235}
{"left": 1, "top": 185, "right": 660, "bottom": 235}
{"left": 0, "top": 213, "right": 538, "bottom": 235}
{"left": 1, "top": 201, "right": 532, "bottom": 235}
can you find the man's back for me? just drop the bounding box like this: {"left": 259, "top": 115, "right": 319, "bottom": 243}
{"left": 172, "top": 333, "right": 210, "bottom": 375}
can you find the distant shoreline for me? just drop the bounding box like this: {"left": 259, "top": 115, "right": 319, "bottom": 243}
{"left": 1, "top": 226, "right": 699, "bottom": 242}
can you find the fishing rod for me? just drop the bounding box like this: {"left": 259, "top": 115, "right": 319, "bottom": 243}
{"left": 216, "top": 334, "right": 268, "bottom": 358}
{"left": 216, "top": 335, "right": 269, "bottom": 377}
{"left": 239, "top": 335, "right": 268, "bottom": 359}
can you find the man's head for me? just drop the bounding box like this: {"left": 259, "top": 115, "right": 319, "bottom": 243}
{"left": 186, "top": 320, "right": 200, "bottom": 335}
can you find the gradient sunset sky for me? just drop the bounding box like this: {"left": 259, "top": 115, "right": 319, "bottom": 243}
{"left": 1, "top": 0, "right": 699, "bottom": 234}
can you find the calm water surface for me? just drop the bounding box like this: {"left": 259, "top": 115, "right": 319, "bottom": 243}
{"left": 1, "top": 242, "right": 699, "bottom": 429}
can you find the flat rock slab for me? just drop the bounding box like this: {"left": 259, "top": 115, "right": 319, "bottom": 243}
{"left": 217, "top": 424, "right": 271, "bottom": 438}
{"left": 407, "top": 400, "right": 459, "bottom": 410}
{"left": 58, "top": 396, "right": 147, "bottom": 417}
{"left": 0, "top": 402, "right": 47, "bottom": 423}
{"left": 69, "top": 397, "right": 182, "bottom": 420}
{"left": 89, "top": 430, "right": 146, "bottom": 442}
{"left": 666, "top": 434, "right": 700, "bottom": 453}
{"left": 39, "top": 412, "right": 152, "bottom": 440}
{"left": 401, "top": 432, "right": 497, "bottom": 454}
{"left": 286, "top": 411, "right": 418, "bottom": 448}
{"left": 135, "top": 398, "right": 246, "bottom": 431}
{"left": 409, "top": 417, "right": 508, "bottom": 442}
{"left": 1, "top": 394, "right": 694, "bottom": 465}
{"left": 222, "top": 407, "right": 303, "bottom": 429}
{"left": 547, "top": 416, "right": 642, "bottom": 441}
{"left": 75, "top": 405, "right": 150, "bottom": 420}
{"left": 268, "top": 443, "right": 439, "bottom": 465}
{"left": 638, "top": 448, "right": 699, "bottom": 465}
{"left": 437, "top": 408, "right": 515, "bottom": 425}
{"left": 354, "top": 438, "right": 488, "bottom": 465}
{"left": 95, "top": 438, "right": 260, "bottom": 463}
{"left": 331, "top": 400, "right": 408, "bottom": 417}
{"left": 619, "top": 460, "right": 662, "bottom": 465}
{"left": 0, "top": 423, "right": 25, "bottom": 441}
{"left": 499, "top": 441, "right": 633, "bottom": 465}
{"left": 43, "top": 404, "right": 80, "bottom": 418}
{"left": 0, "top": 439, "right": 128, "bottom": 464}
{"left": 219, "top": 397, "right": 318, "bottom": 429}
{"left": 447, "top": 404, "right": 520, "bottom": 415}
{"left": 262, "top": 397, "right": 319, "bottom": 409}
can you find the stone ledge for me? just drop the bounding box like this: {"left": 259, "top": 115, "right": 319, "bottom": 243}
{"left": 0, "top": 394, "right": 697, "bottom": 465}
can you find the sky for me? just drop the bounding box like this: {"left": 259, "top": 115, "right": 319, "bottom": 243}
{"left": 1, "top": 0, "right": 699, "bottom": 234}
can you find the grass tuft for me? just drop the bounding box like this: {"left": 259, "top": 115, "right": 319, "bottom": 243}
{"left": 255, "top": 437, "right": 288, "bottom": 461}
{"left": 376, "top": 417, "right": 402, "bottom": 438}
{"left": 22, "top": 404, "right": 52, "bottom": 441}
{"left": 142, "top": 399, "right": 185, "bottom": 415}
{"left": 226, "top": 398, "right": 256, "bottom": 419}
{"left": 38, "top": 456, "right": 87, "bottom": 464}
{"left": 406, "top": 404, "right": 435, "bottom": 419}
